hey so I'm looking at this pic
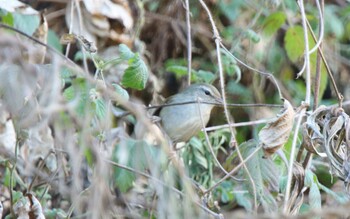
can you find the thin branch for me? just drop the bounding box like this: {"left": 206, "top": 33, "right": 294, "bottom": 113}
{"left": 183, "top": 0, "right": 192, "bottom": 86}
{"left": 65, "top": 0, "right": 75, "bottom": 57}
{"left": 302, "top": 7, "right": 343, "bottom": 106}
{"left": 283, "top": 107, "right": 306, "bottom": 213}
{"left": 204, "top": 145, "right": 262, "bottom": 194}
{"left": 304, "top": 0, "right": 325, "bottom": 170}
{"left": 283, "top": 0, "right": 312, "bottom": 213}
{"left": 220, "top": 43, "right": 283, "bottom": 100}
{"left": 196, "top": 98, "right": 244, "bottom": 182}
{"left": 204, "top": 118, "right": 275, "bottom": 132}
{"left": 115, "top": 102, "right": 283, "bottom": 118}
{"left": 198, "top": 0, "right": 257, "bottom": 211}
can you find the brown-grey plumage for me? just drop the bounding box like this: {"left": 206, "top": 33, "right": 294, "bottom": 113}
{"left": 159, "top": 84, "right": 222, "bottom": 143}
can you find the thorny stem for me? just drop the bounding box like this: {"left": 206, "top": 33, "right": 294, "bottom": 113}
{"left": 198, "top": 0, "right": 257, "bottom": 211}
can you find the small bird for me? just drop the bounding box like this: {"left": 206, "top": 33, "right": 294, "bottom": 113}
{"left": 159, "top": 83, "right": 222, "bottom": 143}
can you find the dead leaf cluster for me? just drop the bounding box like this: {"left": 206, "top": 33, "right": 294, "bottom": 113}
{"left": 303, "top": 106, "right": 350, "bottom": 188}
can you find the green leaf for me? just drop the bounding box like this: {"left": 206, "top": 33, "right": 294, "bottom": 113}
{"left": 118, "top": 44, "right": 135, "bottom": 60}
{"left": 13, "top": 12, "right": 40, "bottom": 36}
{"left": 245, "top": 29, "right": 260, "bottom": 43}
{"left": 121, "top": 53, "right": 149, "bottom": 90}
{"left": 4, "top": 165, "right": 12, "bottom": 187}
{"left": 284, "top": 26, "right": 305, "bottom": 62}
{"left": 63, "top": 78, "right": 89, "bottom": 116}
{"left": 194, "top": 70, "right": 216, "bottom": 84}
{"left": 284, "top": 25, "right": 328, "bottom": 101}
{"left": 166, "top": 65, "right": 197, "bottom": 78}
{"left": 193, "top": 149, "right": 208, "bottom": 169}
{"left": 112, "top": 83, "right": 129, "bottom": 101}
{"left": 114, "top": 167, "right": 136, "bottom": 192}
{"left": 47, "top": 29, "right": 63, "bottom": 53}
{"left": 94, "top": 98, "right": 106, "bottom": 119}
{"left": 0, "top": 10, "right": 14, "bottom": 26}
{"left": 63, "top": 86, "right": 75, "bottom": 101}
{"left": 235, "top": 191, "right": 253, "bottom": 211}
{"left": 189, "top": 137, "right": 205, "bottom": 155}
{"left": 113, "top": 139, "right": 167, "bottom": 192}
{"left": 262, "top": 12, "right": 286, "bottom": 37}
{"left": 240, "top": 140, "right": 278, "bottom": 212}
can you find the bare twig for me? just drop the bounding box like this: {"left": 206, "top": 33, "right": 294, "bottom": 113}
{"left": 204, "top": 145, "right": 262, "bottom": 194}
{"left": 204, "top": 118, "right": 276, "bottom": 132}
{"left": 196, "top": 98, "right": 244, "bottom": 182}
{"left": 65, "top": 1, "right": 75, "bottom": 57}
{"left": 283, "top": 0, "right": 311, "bottom": 213}
{"left": 183, "top": 0, "right": 192, "bottom": 86}
{"left": 220, "top": 44, "right": 283, "bottom": 100}
{"left": 198, "top": 0, "right": 257, "bottom": 211}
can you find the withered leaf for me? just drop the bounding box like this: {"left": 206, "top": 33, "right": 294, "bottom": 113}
{"left": 259, "top": 99, "right": 295, "bottom": 157}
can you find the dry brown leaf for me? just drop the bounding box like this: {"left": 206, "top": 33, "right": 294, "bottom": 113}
{"left": 304, "top": 105, "right": 350, "bottom": 189}
{"left": 259, "top": 99, "right": 295, "bottom": 157}
{"left": 286, "top": 162, "right": 305, "bottom": 215}
{"left": 13, "top": 193, "right": 45, "bottom": 219}
{"left": 65, "top": 0, "right": 134, "bottom": 45}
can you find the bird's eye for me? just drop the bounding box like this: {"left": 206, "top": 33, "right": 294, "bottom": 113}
{"left": 204, "top": 90, "right": 211, "bottom": 95}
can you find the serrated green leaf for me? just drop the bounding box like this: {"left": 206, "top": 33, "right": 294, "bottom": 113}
{"left": 112, "top": 83, "right": 129, "bottom": 101}
{"left": 240, "top": 140, "right": 278, "bottom": 212}
{"left": 262, "top": 12, "right": 286, "bottom": 37}
{"left": 195, "top": 70, "right": 216, "bottom": 84}
{"left": 63, "top": 86, "right": 75, "bottom": 101}
{"left": 121, "top": 53, "right": 149, "bottom": 90}
{"left": 166, "top": 65, "right": 197, "bottom": 78}
{"left": 118, "top": 44, "right": 135, "bottom": 60}
{"left": 13, "top": 12, "right": 40, "bottom": 36}
{"left": 93, "top": 98, "right": 106, "bottom": 119}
